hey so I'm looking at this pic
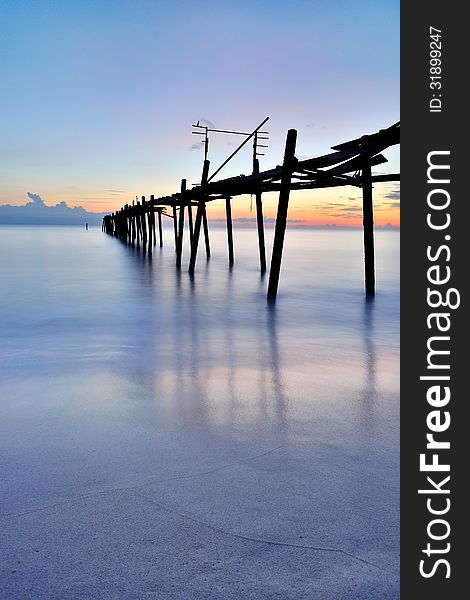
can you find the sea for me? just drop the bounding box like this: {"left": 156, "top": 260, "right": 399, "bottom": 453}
{"left": 0, "top": 225, "right": 400, "bottom": 599}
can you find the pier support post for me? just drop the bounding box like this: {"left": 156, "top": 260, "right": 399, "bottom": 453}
{"left": 267, "top": 129, "right": 297, "bottom": 302}
{"left": 362, "top": 158, "right": 375, "bottom": 297}
{"left": 188, "top": 204, "right": 204, "bottom": 274}
{"left": 147, "top": 198, "right": 153, "bottom": 250}
{"left": 225, "top": 196, "right": 234, "bottom": 267}
{"left": 158, "top": 210, "right": 163, "bottom": 247}
{"left": 202, "top": 207, "right": 211, "bottom": 259}
{"left": 141, "top": 196, "right": 147, "bottom": 248}
{"left": 130, "top": 202, "right": 135, "bottom": 245}
{"left": 136, "top": 205, "right": 141, "bottom": 247}
{"left": 125, "top": 207, "right": 129, "bottom": 243}
{"left": 189, "top": 160, "right": 210, "bottom": 275}
{"left": 176, "top": 179, "right": 186, "bottom": 269}
{"left": 253, "top": 158, "right": 266, "bottom": 273}
{"left": 147, "top": 211, "right": 153, "bottom": 251}
{"left": 256, "top": 192, "right": 266, "bottom": 272}
{"left": 149, "top": 195, "right": 155, "bottom": 248}
{"left": 172, "top": 206, "right": 178, "bottom": 252}
{"left": 188, "top": 204, "right": 194, "bottom": 244}
{"left": 124, "top": 208, "right": 128, "bottom": 242}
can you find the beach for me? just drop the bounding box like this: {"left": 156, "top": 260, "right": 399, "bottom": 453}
{"left": 0, "top": 225, "right": 400, "bottom": 599}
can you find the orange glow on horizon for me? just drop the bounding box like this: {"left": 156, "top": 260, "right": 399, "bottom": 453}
{"left": 14, "top": 182, "right": 399, "bottom": 229}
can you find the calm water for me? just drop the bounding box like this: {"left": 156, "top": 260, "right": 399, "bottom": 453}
{"left": 0, "top": 225, "right": 399, "bottom": 599}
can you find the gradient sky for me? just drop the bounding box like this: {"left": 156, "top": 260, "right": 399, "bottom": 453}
{"left": 0, "top": 0, "right": 399, "bottom": 227}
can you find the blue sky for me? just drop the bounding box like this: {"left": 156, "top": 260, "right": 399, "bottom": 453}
{"left": 0, "top": 0, "right": 399, "bottom": 224}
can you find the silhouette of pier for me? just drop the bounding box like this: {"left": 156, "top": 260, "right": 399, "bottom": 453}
{"left": 102, "top": 119, "right": 400, "bottom": 301}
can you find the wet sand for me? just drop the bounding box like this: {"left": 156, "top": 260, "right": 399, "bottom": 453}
{"left": 0, "top": 226, "right": 399, "bottom": 599}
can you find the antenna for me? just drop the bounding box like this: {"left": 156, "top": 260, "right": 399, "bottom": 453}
{"left": 253, "top": 131, "right": 269, "bottom": 169}
{"left": 192, "top": 123, "right": 210, "bottom": 161}
{"left": 208, "top": 117, "right": 270, "bottom": 182}
{"left": 192, "top": 118, "right": 270, "bottom": 178}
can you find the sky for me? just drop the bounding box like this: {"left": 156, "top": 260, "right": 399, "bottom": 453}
{"left": 0, "top": 0, "right": 399, "bottom": 228}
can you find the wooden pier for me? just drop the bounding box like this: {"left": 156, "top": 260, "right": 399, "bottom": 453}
{"left": 102, "top": 120, "right": 400, "bottom": 301}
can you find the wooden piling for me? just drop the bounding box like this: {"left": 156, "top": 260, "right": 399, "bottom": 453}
{"left": 202, "top": 207, "right": 211, "bottom": 259}
{"left": 253, "top": 158, "right": 267, "bottom": 273}
{"left": 225, "top": 196, "right": 234, "bottom": 266}
{"left": 176, "top": 179, "right": 186, "bottom": 269}
{"left": 158, "top": 210, "right": 163, "bottom": 247}
{"left": 172, "top": 206, "right": 178, "bottom": 251}
{"left": 188, "top": 204, "right": 194, "bottom": 244}
{"left": 147, "top": 208, "right": 153, "bottom": 250}
{"left": 267, "top": 129, "right": 297, "bottom": 302}
{"left": 189, "top": 203, "right": 204, "bottom": 274}
{"left": 361, "top": 158, "right": 375, "bottom": 297}
{"left": 150, "top": 195, "right": 156, "bottom": 245}
{"left": 131, "top": 199, "right": 136, "bottom": 245}
{"left": 149, "top": 195, "right": 155, "bottom": 248}
{"left": 125, "top": 205, "right": 130, "bottom": 243}
{"left": 141, "top": 196, "right": 148, "bottom": 248}
{"left": 136, "top": 203, "right": 141, "bottom": 247}
{"left": 188, "top": 160, "right": 210, "bottom": 275}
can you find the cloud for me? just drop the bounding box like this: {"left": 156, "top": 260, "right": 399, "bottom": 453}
{"left": 0, "top": 193, "right": 106, "bottom": 225}
{"left": 316, "top": 202, "right": 363, "bottom": 217}
{"left": 189, "top": 117, "right": 215, "bottom": 150}
{"left": 189, "top": 141, "right": 204, "bottom": 151}
{"left": 27, "top": 192, "right": 44, "bottom": 204}
{"left": 383, "top": 185, "right": 400, "bottom": 200}
{"left": 199, "top": 117, "right": 215, "bottom": 129}
{"left": 315, "top": 195, "right": 400, "bottom": 222}
{"left": 338, "top": 206, "right": 362, "bottom": 212}
{"left": 319, "top": 223, "right": 359, "bottom": 229}
{"left": 374, "top": 198, "right": 400, "bottom": 211}
{"left": 381, "top": 222, "right": 399, "bottom": 230}
{"left": 330, "top": 213, "right": 361, "bottom": 219}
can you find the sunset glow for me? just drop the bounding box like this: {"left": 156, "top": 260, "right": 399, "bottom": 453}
{"left": 1, "top": 0, "right": 399, "bottom": 226}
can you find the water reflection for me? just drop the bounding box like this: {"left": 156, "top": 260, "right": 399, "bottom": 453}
{"left": 106, "top": 228, "right": 402, "bottom": 444}
{"left": 112, "top": 234, "right": 290, "bottom": 433}
{"left": 266, "top": 305, "right": 287, "bottom": 431}
{"left": 362, "top": 298, "right": 378, "bottom": 425}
